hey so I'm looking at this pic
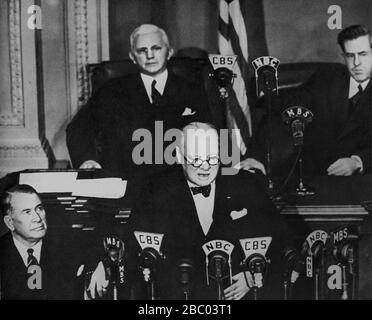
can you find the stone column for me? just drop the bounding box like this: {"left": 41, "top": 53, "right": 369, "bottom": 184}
{"left": 0, "top": 0, "right": 50, "bottom": 176}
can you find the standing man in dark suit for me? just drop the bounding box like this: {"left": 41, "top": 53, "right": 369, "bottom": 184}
{"left": 239, "top": 24, "right": 372, "bottom": 176}
{"left": 0, "top": 185, "right": 80, "bottom": 299}
{"left": 299, "top": 24, "right": 372, "bottom": 176}
{"left": 66, "top": 24, "right": 212, "bottom": 200}
{"left": 126, "top": 122, "right": 294, "bottom": 300}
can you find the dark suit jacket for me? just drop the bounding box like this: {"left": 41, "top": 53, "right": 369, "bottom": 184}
{"left": 129, "top": 166, "right": 293, "bottom": 299}
{"left": 298, "top": 65, "right": 372, "bottom": 174}
{"left": 249, "top": 64, "right": 371, "bottom": 176}
{"left": 0, "top": 232, "right": 81, "bottom": 300}
{"left": 66, "top": 71, "right": 212, "bottom": 199}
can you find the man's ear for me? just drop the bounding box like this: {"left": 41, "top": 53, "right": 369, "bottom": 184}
{"left": 129, "top": 51, "right": 136, "bottom": 64}
{"left": 167, "top": 47, "right": 174, "bottom": 60}
{"left": 3, "top": 215, "right": 14, "bottom": 231}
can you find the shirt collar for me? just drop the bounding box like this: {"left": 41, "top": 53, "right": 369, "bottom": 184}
{"left": 140, "top": 69, "right": 168, "bottom": 98}
{"left": 12, "top": 235, "right": 43, "bottom": 267}
{"left": 349, "top": 77, "right": 370, "bottom": 98}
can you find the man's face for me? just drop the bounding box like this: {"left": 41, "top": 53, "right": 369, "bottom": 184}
{"left": 343, "top": 35, "right": 372, "bottom": 83}
{"left": 181, "top": 128, "right": 220, "bottom": 186}
{"left": 4, "top": 192, "right": 47, "bottom": 245}
{"left": 129, "top": 31, "right": 173, "bottom": 76}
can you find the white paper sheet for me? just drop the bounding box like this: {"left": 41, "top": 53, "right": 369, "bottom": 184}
{"left": 19, "top": 172, "right": 78, "bottom": 193}
{"left": 71, "top": 178, "right": 127, "bottom": 198}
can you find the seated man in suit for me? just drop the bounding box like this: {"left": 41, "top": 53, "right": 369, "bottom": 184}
{"left": 239, "top": 24, "right": 372, "bottom": 177}
{"left": 88, "top": 122, "right": 297, "bottom": 299}
{"left": 66, "top": 24, "right": 212, "bottom": 200}
{"left": 0, "top": 185, "right": 80, "bottom": 299}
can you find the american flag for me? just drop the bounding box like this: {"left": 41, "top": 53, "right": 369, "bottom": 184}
{"left": 218, "top": 0, "right": 267, "bottom": 156}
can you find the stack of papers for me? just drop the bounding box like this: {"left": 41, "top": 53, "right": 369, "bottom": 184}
{"left": 19, "top": 172, "right": 127, "bottom": 199}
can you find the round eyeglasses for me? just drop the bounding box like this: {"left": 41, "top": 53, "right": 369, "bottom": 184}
{"left": 184, "top": 155, "right": 220, "bottom": 168}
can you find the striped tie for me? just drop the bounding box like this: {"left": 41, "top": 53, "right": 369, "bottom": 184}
{"left": 151, "top": 80, "right": 161, "bottom": 106}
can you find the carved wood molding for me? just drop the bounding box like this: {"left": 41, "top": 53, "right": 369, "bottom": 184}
{"left": 0, "top": 141, "right": 45, "bottom": 158}
{"left": 75, "top": 0, "right": 89, "bottom": 107}
{"left": 0, "top": 0, "right": 24, "bottom": 127}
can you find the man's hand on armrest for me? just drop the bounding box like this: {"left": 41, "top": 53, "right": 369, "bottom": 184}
{"left": 234, "top": 158, "right": 267, "bottom": 175}
{"left": 80, "top": 160, "right": 102, "bottom": 169}
{"left": 327, "top": 156, "right": 362, "bottom": 176}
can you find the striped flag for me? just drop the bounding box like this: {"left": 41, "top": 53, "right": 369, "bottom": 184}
{"left": 218, "top": 0, "right": 267, "bottom": 156}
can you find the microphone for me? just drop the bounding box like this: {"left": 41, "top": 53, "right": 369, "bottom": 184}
{"left": 102, "top": 236, "right": 126, "bottom": 300}
{"left": 245, "top": 253, "right": 267, "bottom": 289}
{"left": 252, "top": 56, "right": 280, "bottom": 96}
{"left": 208, "top": 54, "right": 237, "bottom": 99}
{"left": 139, "top": 247, "right": 162, "bottom": 281}
{"left": 331, "top": 227, "right": 358, "bottom": 300}
{"left": 177, "top": 259, "right": 194, "bottom": 286}
{"left": 283, "top": 248, "right": 305, "bottom": 278}
{"left": 176, "top": 259, "right": 194, "bottom": 300}
{"left": 202, "top": 240, "right": 234, "bottom": 300}
{"left": 282, "top": 106, "right": 314, "bottom": 146}
{"left": 239, "top": 236, "right": 272, "bottom": 299}
{"left": 209, "top": 251, "right": 229, "bottom": 300}
{"left": 134, "top": 231, "right": 165, "bottom": 300}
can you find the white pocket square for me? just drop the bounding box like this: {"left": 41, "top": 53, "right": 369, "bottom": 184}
{"left": 230, "top": 208, "right": 248, "bottom": 220}
{"left": 182, "top": 107, "right": 196, "bottom": 116}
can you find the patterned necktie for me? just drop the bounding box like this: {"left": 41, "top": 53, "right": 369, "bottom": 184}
{"left": 191, "top": 184, "right": 211, "bottom": 197}
{"left": 151, "top": 80, "right": 161, "bottom": 106}
{"left": 348, "top": 84, "right": 363, "bottom": 116}
{"left": 27, "top": 248, "right": 38, "bottom": 267}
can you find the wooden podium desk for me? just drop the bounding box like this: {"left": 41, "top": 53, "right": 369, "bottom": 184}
{"left": 278, "top": 174, "right": 372, "bottom": 299}
{"left": 1, "top": 170, "right": 371, "bottom": 299}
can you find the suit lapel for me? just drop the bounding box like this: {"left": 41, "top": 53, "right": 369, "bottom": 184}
{"left": 169, "top": 169, "right": 207, "bottom": 241}
{"left": 332, "top": 74, "right": 350, "bottom": 133}
{"left": 207, "top": 173, "right": 232, "bottom": 237}
{"left": 338, "top": 81, "right": 371, "bottom": 140}
{"left": 128, "top": 73, "right": 152, "bottom": 108}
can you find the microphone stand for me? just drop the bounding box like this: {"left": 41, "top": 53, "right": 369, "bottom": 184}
{"left": 348, "top": 246, "right": 356, "bottom": 300}
{"left": 263, "top": 77, "right": 275, "bottom": 195}
{"left": 215, "top": 258, "right": 224, "bottom": 300}
{"left": 287, "top": 145, "right": 315, "bottom": 196}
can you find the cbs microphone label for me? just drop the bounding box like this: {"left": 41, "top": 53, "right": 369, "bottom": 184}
{"left": 239, "top": 236, "right": 272, "bottom": 258}
{"left": 134, "top": 231, "right": 164, "bottom": 252}
{"left": 208, "top": 54, "right": 237, "bottom": 70}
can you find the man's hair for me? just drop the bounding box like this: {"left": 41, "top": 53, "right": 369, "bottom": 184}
{"left": 1, "top": 184, "right": 39, "bottom": 217}
{"left": 179, "top": 122, "right": 219, "bottom": 153}
{"left": 129, "top": 24, "right": 170, "bottom": 52}
{"left": 337, "top": 25, "right": 372, "bottom": 52}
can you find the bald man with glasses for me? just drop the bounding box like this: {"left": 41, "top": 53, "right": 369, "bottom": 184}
{"left": 126, "top": 122, "right": 294, "bottom": 300}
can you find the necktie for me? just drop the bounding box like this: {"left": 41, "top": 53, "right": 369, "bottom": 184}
{"left": 190, "top": 184, "right": 211, "bottom": 197}
{"left": 151, "top": 80, "right": 161, "bottom": 106}
{"left": 27, "top": 248, "right": 38, "bottom": 267}
{"left": 348, "top": 84, "right": 363, "bottom": 116}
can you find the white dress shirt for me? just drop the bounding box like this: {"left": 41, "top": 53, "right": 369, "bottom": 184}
{"left": 187, "top": 181, "right": 216, "bottom": 236}
{"left": 12, "top": 235, "right": 42, "bottom": 267}
{"left": 348, "top": 77, "right": 369, "bottom": 98}
{"left": 140, "top": 70, "right": 168, "bottom": 103}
